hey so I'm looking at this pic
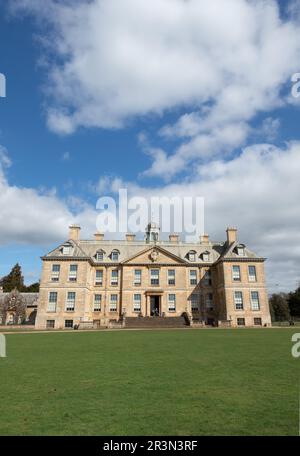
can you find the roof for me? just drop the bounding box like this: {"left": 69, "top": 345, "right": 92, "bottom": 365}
{"left": 42, "top": 237, "right": 264, "bottom": 264}
{"left": 0, "top": 292, "right": 39, "bottom": 306}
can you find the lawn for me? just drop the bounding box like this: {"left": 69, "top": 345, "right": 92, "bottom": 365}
{"left": 0, "top": 328, "right": 298, "bottom": 436}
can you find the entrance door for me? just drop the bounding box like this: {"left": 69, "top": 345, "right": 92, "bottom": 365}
{"left": 150, "top": 296, "right": 160, "bottom": 316}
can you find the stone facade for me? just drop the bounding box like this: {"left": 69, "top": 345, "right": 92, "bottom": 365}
{"left": 35, "top": 223, "right": 271, "bottom": 329}
{"left": 0, "top": 287, "right": 38, "bottom": 325}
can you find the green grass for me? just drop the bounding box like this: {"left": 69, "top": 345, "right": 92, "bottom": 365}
{"left": 0, "top": 329, "right": 299, "bottom": 436}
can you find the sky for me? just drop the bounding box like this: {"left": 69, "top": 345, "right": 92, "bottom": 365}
{"left": 0, "top": 0, "right": 300, "bottom": 292}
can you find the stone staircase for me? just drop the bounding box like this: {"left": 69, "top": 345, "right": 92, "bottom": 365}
{"left": 124, "top": 315, "right": 189, "bottom": 329}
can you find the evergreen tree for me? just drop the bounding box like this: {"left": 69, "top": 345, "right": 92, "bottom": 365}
{"left": 25, "top": 282, "right": 40, "bottom": 292}
{"left": 0, "top": 263, "right": 25, "bottom": 292}
{"left": 288, "top": 285, "right": 300, "bottom": 317}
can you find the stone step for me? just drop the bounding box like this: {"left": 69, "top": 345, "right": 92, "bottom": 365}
{"left": 125, "top": 316, "right": 188, "bottom": 328}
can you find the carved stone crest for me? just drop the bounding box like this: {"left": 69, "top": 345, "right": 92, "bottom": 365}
{"left": 150, "top": 249, "right": 159, "bottom": 262}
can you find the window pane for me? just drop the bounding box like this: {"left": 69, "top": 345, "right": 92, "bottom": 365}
{"left": 168, "top": 294, "right": 176, "bottom": 311}
{"left": 150, "top": 269, "right": 159, "bottom": 285}
{"left": 190, "top": 270, "right": 197, "bottom": 285}
{"left": 94, "top": 294, "right": 102, "bottom": 311}
{"left": 168, "top": 269, "right": 175, "bottom": 285}
{"left": 251, "top": 291, "right": 260, "bottom": 310}
{"left": 232, "top": 265, "right": 241, "bottom": 281}
{"left": 234, "top": 291, "right": 244, "bottom": 310}
{"left": 111, "top": 270, "right": 119, "bottom": 285}
{"left": 134, "top": 269, "right": 142, "bottom": 284}
{"left": 48, "top": 292, "right": 57, "bottom": 312}
{"left": 66, "top": 292, "right": 76, "bottom": 311}
{"left": 191, "top": 294, "right": 199, "bottom": 311}
{"left": 248, "top": 266, "right": 257, "bottom": 282}
{"left": 69, "top": 264, "right": 78, "bottom": 281}
{"left": 133, "top": 294, "right": 141, "bottom": 312}
{"left": 51, "top": 264, "right": 60, "bottom": 281}
{"left": 95, "top": 270, "right": 103, "bottom": 285}
{"left": 110, "top": 294, "right": 118, "bottom": 311}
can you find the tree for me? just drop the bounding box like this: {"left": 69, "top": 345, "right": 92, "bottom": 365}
{"left": 269, "top": 293, "right": 290, "bottom": 321}
{"left": 25, "top": 282, "right": 40, "bottom": 293}
{"left": 288, "top": 285, "right": 300, "bottom": 318}
{"left": 0, "top": 263, "right": 25, "bottom": 292}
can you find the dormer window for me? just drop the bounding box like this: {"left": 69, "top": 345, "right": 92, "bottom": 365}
{"left": 62, "top": 244, "right": 72, "bottom": 255}
{"left": 95, "top": 250, "right": 104, "bottom": 262}
{"left": 202, "top": 251, "right": 210, "bottom": 262}
{"left": 236, "top": 245, "right": 245, "bottom": 257}
{"left": 111, "top": 250, "right": 120, "bottom": 262}
{"left": 188, "top": 251, "right": 196, "bottom": 262}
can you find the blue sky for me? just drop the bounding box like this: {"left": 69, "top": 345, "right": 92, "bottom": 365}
{"left": 0, "top": 0, "right": 300, "bottom": 291}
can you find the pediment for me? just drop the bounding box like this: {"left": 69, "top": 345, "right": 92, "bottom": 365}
{"left": 122, "top": 245, "right": 186, "bottom": 265}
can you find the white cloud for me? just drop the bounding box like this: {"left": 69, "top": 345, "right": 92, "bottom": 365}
{"left": 61, "top": 151, "right": 71, "bottom": 161}
{"left": 10, "top": 0, "right": 300, "bottom": 180}
{"left": 0, "top": 145, "right": 12, "bottom": 168}
{"left": 6, "top": 0, "right": 300, "bottom": 292}
{"left": 259, "top": 117, "right": 281, "bottom": 141}
{"left": 0, "top": 149, "right": 98, "bottom": 245}
{"left": 101, "top": 141, "right": 300, "bottom": 292}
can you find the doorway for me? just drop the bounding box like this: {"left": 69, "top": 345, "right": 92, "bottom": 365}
{"left": 150, "top": 296, "right": 160, "bottom": 316}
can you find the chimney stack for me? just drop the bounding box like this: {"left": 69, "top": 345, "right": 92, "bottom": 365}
{"left": 69, "top": 224, "right": 81, "bottom": 241}
{"left": 169, "top": 234, "right": 180, "bottom": 243}
{"left": 126, "top": 233, "right": 136, "bottom": 242}
{"left": 94, "top": 232, "right": 104, "bottom": 241}
{"left": 226, "top": 227, "right": 237, "bottom": 244}
{"left": 200, "top": 234, "right": 209, "bottom": 245}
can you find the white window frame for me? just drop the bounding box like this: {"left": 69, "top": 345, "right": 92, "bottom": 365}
{"left": 168, "top": 269, "right": 176, "bottom": 286}
{"left": 133, "top": 294, "right": 141, "bottom": 312}
{"left": 69, "top": 264, "right": 78, "bottom": 282}
{"left": 95, "top": 269, "right": 103, "bottom": 286}
{"left": 111, "top": 269, "right": 119, "bottom": 286}
{"left": 232, "top": 265, "right": 241, "bottom": 282}
{"left": 95, "top": 251, "right": 104, "bottom": 262}
{"left": 51, "top": 264, "right": 60, "bottom": 282}
{"left": 168, "top": 294, "right": 176, "bottom": 312}
{"left": 66, "top": 292, "right": 76, "bottom": 312}
{"left": 191, "top": 294, "right": 200, "bottom": 312}
{"left": 111, "top": 251, "right": 119, "bottom": 262}
{"left": 189, "top": 252, "right": 196, "bottom": 262}
{"left": 65, "top": 319, "right": 73, "bottom": 328}
{"left": 62, "top": 244, "right": 72, "bottom": 255}
{"left": 134, "top": 269, "right": 142, "bottom": 286}
{"left": 202, "top": 253, "right": 210, "bottom": 262}
{"left": 234, "top": 291, "right": 244, "bottom": 310}
{"left": 47, "top": 292, "right": 57, "bottom": 312}
{"left": 94, "top": 294, "right": 102, "bottom": 311}
{"left": 248, "top": 265, "right": 257, "bottom": 282}
{"left": 237, "top": 247, "right": 245, "bottom": 257}
{"left": 150, "top": 269, "right": 160, "bottom": 286}
{"left": 189, "top": 269, "right": 197, "bottom": 286}
{"left": 251, "top": 291, "right": 260, "bottom": 311}
{"left": 109, "top": 294, "right": 118, "bottom": 312}
{"left": 237, "top": 317, "right": 245, "bottom": 326}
